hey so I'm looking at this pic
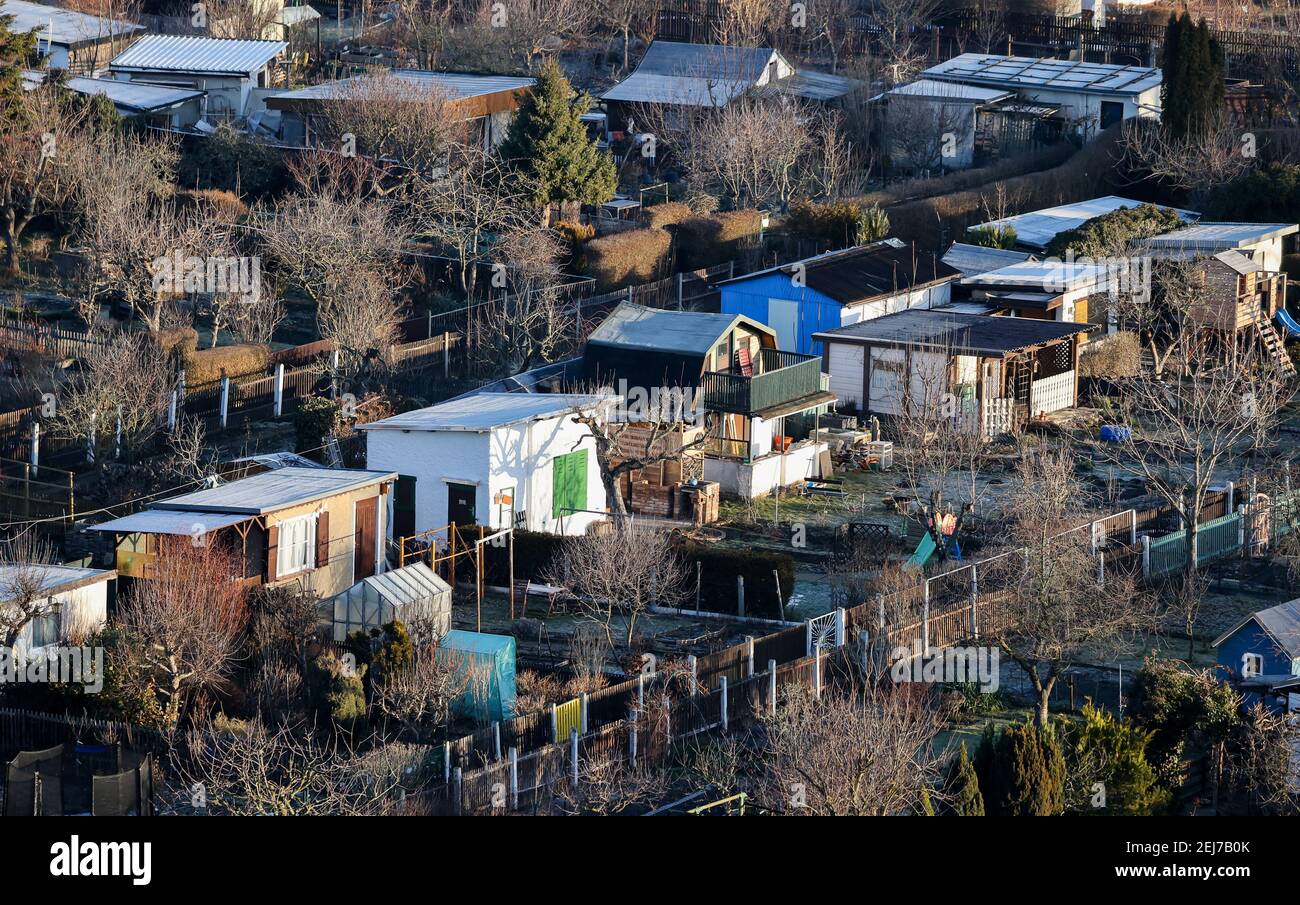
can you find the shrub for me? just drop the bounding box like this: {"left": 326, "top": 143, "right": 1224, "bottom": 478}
{"left": 178, "top": 122, "right": 290, "bottom": 200}
{"left": 1044, "top": 202, "right": 1184, "bottom": 258}
{"left": 1062, "top": 702, "right": 1170, "bottom": 815}
{"left": 1079, "top": 331, "right": 1141, "bottom": 378}
{"left": 157, "top": 326, "right": 198, "bottom": 360}
{"left": 307, "top": 651, "right": 367, "bottom": 734}
{"left": 939, "top": 743, "right": 985, "bottom": 815}
{"left": 176, "top": 187, "right": 250, "bottom": 223}
{"left": 980, "top": 720, "right": 1066, "bottom": 815}
{"left": 857, "top": 204, "right": 890, "bottom": 244}
{"left": 644, "top": 201, "right": 694, "bottom": 230}
{"left": 583, "top": 227, "right": 672, "bottom": 289}
{"left": 784, "top": 200, "right": 862, "bottom": 247}
{"left": 183, "top": 343, "right": 270, "bottom": 385}
{"left": 295, "top": 395, "right": 341, "bottom": 451}
{"left": 1203, "top": 163, "right": 1300, "bottom": 223}
{"left": 677, "top": 210, "right": 763, "bottom": 270}
{"left": 966, "top": 225, "right": 1018, "bottom": 249}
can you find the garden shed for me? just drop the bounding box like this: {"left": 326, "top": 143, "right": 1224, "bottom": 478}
{"left": 320, "top": 561, "right": 451, "bottom": 642}
{"left": 437, "top": 630, "right": 517, "bottom": 724}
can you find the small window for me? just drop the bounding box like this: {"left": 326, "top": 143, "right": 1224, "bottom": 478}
{"left": 1243, "top": 653, "right": 1263, "bottom": 678}
{"left": 29, "top": 602, "right": 59, "bottom": 648}
{"left": 277, "top": 514, "right": 317, "bottom": 577}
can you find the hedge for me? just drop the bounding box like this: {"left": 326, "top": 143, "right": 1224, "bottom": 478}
{"left": 184, "top": 343, "right": 271, "bottom": 385}
{"left": 676, "top": 210, "right": 763, "bottom": 271}
{"left": 582, "top": 227, "right": 672, "bottom": 290}
{"left": 644, "top": 201, "right": 694, "bottom": 230}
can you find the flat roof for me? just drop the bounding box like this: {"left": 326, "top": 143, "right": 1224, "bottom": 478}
{"left": 86, "top": 509, "right": 252, "bottom": 535}
{"left": 2, "top": 0, "right": 140, "bottom": 47}
{"left": 941, "top": 242, "right": 1035, "bottom": 277}
{"left": 968, "top": 196, "right": 1199, "bottom": 250}
{"left": 813, "top": 309, "right": 1094, "bottom": 356}
{"left": 1145, "top": 221, "right": 1299, "bottom": 250}
{"left": 586, "top": 302, "right": 773, "bottom": 355}
{"left": 962, "top": 260, "right": 1108, "bottom": 291}
{"left": 602, "top": 40, "right": 779, "bottom": 106}
{"left": 110, "top": 35, "right": 286, "bottom": 76}
{"left": 23, "top": 70, "right": 203, "bottom": 113}
{"left": 875, "top": 78, "right": 1013, "bottom": 104}
{"left": 268, "top": 69, "right": 535, "bottom": 104}
{"left": 922, "top": 53, "right": 1162, "bottom": 97}
{"left": 149, "top": 467, "right": 395, "bottom": 515}
{"left": 0, "top": 563, "right": 114, "bottom": 600}
{"left": 359, "top": 393, "right": 614, "bottom": 432}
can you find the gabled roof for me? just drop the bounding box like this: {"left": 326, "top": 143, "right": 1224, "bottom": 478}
{"left": 110, "top": 35, "right": 286, "bottom": 76}
{"left": 359, "top": 393, "right": 613, "bottom": 432}
{"left": 149, "top": 467, "right": 394, "bottom": 515}
{"left": 922, "top": 53, "right": 1162, "bottom": 97}
{"left": 1212, "top": 249, "right": 1264, "bottom": 275}
{"left": 1214, "top": 598, "right": 1300, "bottom": 659}
{"left": 23, "top": 70, "right": 202, "bottom": 114}
{"left": 601, "top": 40, "right": 784, "bottom": 106}
{"left": 720, "top": 240, "right": 959, "bottom": 305}
{"left": 2, "top": 0, "right": 140, "bottom": 47}
{"left": 813, "top": 309, "right": 1094, "bottom": 356}
{"left": 942, "top": 242, "right": 1035, "bottom": 277}
{"left": 967, "top": 196, "right": 1200, "bottom": 251}
{"left": 586, "top": 302, "right": 775, "bottom": 355}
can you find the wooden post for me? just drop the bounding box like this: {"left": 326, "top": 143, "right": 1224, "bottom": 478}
{"left": 219, "top": 374, "right": 230, "bottom": 430}
{"left": 508, "top": 529, "right": 516, "bottom": 619}
{"left": 773, "top": 568, "right": 785, "bottom": 621}
{"left": 720, "top": 676, "right": 728, "bottom": 731}
{"left": 452, "top": 767, "right": 462, "bottom": 816}
{"left": 768, "top": 659, "right": 777, "bottom": 714}
{"left": 746, "top": 636, "right": 755, "bottom": 676}
{"left": 508, "top": 747, "right": 518, "bottom": 810}
{"left": 273, "top": 363, "right": 285, "bottom": 417}
{"left": 736, "top": 575, "right": 744, "bottom": 617}
{"left": 29, "top": 422, "right": 39, "bottom": 476}
{"left": 570, "top": 729, "right": 579, "bottom": 787}
{"left": 922, "top": 580, "right": 931, "bottom": 656}
{"left": 443, "top": 331, "right": 450, "bottom": 378}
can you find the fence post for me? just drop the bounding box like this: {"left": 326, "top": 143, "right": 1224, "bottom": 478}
{"left": 746, "top": 636, "right": 755, "bottom": 676}
{"left": 508, "top": 747, "right": 518, "bottom": 810}
{"left": 687, "top": 655, "right": 697, "bottom": 694}
{"left": 720, "top": 676, "right": 728, "bottom": 732}
{"left": 812, "top": 652, "right": 822, "bottom": 700}
{"left": 1130, "top": 509, "right": 1138, "bottom": 545}
{"left": 443, "top": 742, "right": 450, "bottom": 784}
{"left": 768, "top": 659, "right": 777, "bottom": 714}
{"left": 736, "top": 575, "right": 744, "bottom": 617}
{"left": 637, "top": 673, "right": 644, "bottom": 710}
{"left": 167, "top": 390, "right": 177, "bottom": 431}
{"left": 219, "top": 374, "right": 230, "bottom": 430}
{"left": 29, "top": 422, "right": 39, "bottom": 476}
{"left": 805, "top": 620, "right": 813, "bottom": 657}
{"left": 835, "top": 608, "right": 846, "bottom": 647}
{"left": 628, "top": 709, "right": 638, "bottom": 763}
{"left": 1097, "top": 550, "right": 1106, "bottom": 586}
{"left": 969, "top": 564, "right": 979, "bottom": 639}
{"left": 551, "top": 704, "right": 558, "bottom": 743}
{"left": 921, "top": 580, "right": 931, "bottom": 657}
{"left": 580, "top": 693, "right": 589, "bottom": 733}
{"left": 1141, "top": 535, "right": 1151, "bottom": 577}
{"left": 569, "top": 729, "right": 579, "bottom": 788}
{"left": 493, "top": 722, "right": 501, "bottom": 761}
{"left": 1239, "top": 500, "right": 1249, "bottom": 558}
{"left": 1226, "top": 480, "right": 1235, "bottom": 513}
{"left": 1090, "top": 519, "right": 1099, "bottom": 554}
{"left": 676, "top": 271, "right": 684, "bottom": 309}
{"left": 452, "top": 767, "right": 462, "bottom": 816}
{"left": 443, "top": 331, "right": 450, "bottom": 378}
{"left": 273, "top": 363, "right": 285, "bottom": 417}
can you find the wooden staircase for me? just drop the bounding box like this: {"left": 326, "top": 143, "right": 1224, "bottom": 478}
{"left": 1255, "top": 313, "right": 1296, "bottom": 378}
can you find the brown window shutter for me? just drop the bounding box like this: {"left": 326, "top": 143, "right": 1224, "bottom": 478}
{"left": 266, "top": 524, "right": 279, "bottom": 582}
{"left": 316, "top": 511, "right": 330, "bottom": 569}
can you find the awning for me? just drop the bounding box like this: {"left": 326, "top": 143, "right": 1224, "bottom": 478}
{"left": 86, "top": 509, "right": 252, "bottom": 535}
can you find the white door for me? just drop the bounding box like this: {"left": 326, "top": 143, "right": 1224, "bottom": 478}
{"left": 768, "top": 298, "right": 800, "bottom": 352}
{"left": 827, "top": 342, "right": 865, "bottom": 408}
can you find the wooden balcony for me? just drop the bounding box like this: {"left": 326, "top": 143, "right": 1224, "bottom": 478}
{"left": 701, "top": 349, "right": 824, "bottom": 415}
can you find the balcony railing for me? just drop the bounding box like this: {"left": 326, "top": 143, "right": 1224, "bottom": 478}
{"left": 701, "top": 349, "right": 824, "bottom": 415}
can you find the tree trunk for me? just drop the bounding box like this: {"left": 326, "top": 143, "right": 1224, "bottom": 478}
{"left": 3, "top": 218, "right": 20, "bottom": 276}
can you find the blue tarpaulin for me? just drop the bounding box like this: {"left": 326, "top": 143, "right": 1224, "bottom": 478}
{"left": 436, "top": 630, "right": 517, "bottom": 723}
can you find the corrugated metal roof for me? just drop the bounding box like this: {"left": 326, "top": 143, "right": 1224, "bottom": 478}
{"left": 24, "top": 70, "right": 202, "bottom": 112}
{"left": 269, "top": 69, "right": 534, "bottom": 103}
{"left": 876, "top": 78, "right": 1012, "bottom": 103}
{"left": 86, "top": 509, "right": 251, "bottom": 535}
{"left": 813, "top": 309, "right": 1094, "bottom": 356}
{"left": 359, "top": 392, "right": 614, "bottom": 432}
{"left": 586, "top": 302, "right": 771, "bottom": 355}
{"left": 720, "top": 241, "right": 958, "bottom": 305}
{"left": 968, "top": 196, "right": 1199, "bottom": 250}
{"left": 1145, "top": 221, "right": 1299, "bottom": 250}
{"left": 0, "top": 563, "right": 113, "bottom": 600}
{"left": 942, "top": 242, "right": 1035, "bottom": 277}
{"left": 2, "top": 0, "right": 140, "bottom": 46}
{"left": 602, "top": 40, "right": 780, "bottom": 106}
{"left": 923, "top": 53, "right": 1161, "bottom": 97}
{"left": 150, "top": 467, "right": 394, "bottom": 515}
{"left": 110, "top": 35, "right": 286, "bottom": 75}
{"left": 962, "top": 260, "right": 1107, "bottom": 291}
{"left": 1212, "top": 249, "right": 1263, "bottom": 274}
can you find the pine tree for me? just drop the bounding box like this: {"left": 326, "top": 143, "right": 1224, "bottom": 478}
{"left": 988, "top": 721, "right": 1066, "bottom": 816}
{"left": 0, "top": 12, "right": 38, "bottom": 127}
{"left": 939, "top": 743, "right": 985, "bottom": 816}
{"left": 499, "top": 61, "right": 617, "bottom": 210}
{"left": 1161, "top": 13, "right": 1224, "bottom": 140}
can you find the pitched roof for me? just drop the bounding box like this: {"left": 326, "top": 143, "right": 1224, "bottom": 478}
{"left": 586, "top": 302, "right": 774, "bottom": 355}
{"left": 941, "top": 242, "right": 1035, "bottom": 277}
{"left": 86, "top": 509, "right": 253, "bottom": 535}
{"left": 721, "top": 241, "right": 959, "bottom": 305}
{"left": 922, "top": 53, "right": 1162, "bottom": 97}
{"left": 267, "top": 69, "right": 535, "bottom": 104}
{"left": 601, "top": 40, "right": 783, "bottom": 106}
{"left": 1212, "top": 249, "right": 1264, "bottom": 275}
{"left": 1214, "top": 598, "right": 1300, "bottom": 659}
{"left": 961, "top": 259, "right": 1109, "bottom": 292}
{"left": 23, "top": 70, "right": 202, "bottom": 113}
{"left": 358, "top": 393, "right": 613, "bottom": 432}
{"left": 812, "top": 309, "right": 1094, "bottom": 356}
{"left": 110, "top": 35, "right": 286, "bottom": 75}
{"left": 1, "top": 0, "right": 140, "bottom": 47}
{"left": 149, "top": 467, "right": 394, "bottom": 515}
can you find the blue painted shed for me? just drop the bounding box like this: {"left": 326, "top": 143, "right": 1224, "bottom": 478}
{"left": 717, "top": 240, "right": 959, "bottom": 356}
{"left": 1213, "top": 598, "right": 1300, "bottom": 712}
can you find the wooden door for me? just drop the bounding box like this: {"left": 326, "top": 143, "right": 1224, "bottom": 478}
{"left": 354, "top": 496, "right": 377, "bottom": 581}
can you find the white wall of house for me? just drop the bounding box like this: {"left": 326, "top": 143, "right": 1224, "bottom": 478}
{"left": 110, "top": 70, "right": 261, "bottom": 118}
{"left": 704, "top": 441, "right": 828, "bottom": 498}
{"left": 367, "top": 428, "right": 489, "bottom": 539}
{"left": 840, "top": 283, "right": 951, "bottom": 327}
{"left": 1007, "top": 86, "right": 1160, "bottom": 138}
{"left": 11, "top": 579, "right": 109, "bottom": 660}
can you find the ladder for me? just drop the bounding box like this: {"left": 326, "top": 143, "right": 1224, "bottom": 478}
{"left": 1255, "top": 312, "right": 1296, "bottom": 378}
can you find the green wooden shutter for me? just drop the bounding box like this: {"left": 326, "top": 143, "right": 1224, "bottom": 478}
{"left": 569, "top": 451, "right": 587, "bottom": 515}
{"left": 552, "top": 453, "right": 570, "bottom": 519}
{"left": 552, "top": 451, "right": 588, "bottom": 519}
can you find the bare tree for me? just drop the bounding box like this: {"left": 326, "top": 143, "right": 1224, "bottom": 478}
{"left": 118, "top": 538, "right": 248, "bottom": 729}
{"left": 982, "top": 449, "right": 1153, "bottom": 726}
{"left": 372, "top": 646, "right": 468, "bottom": 741}
{"left": 758, "top": 681, "right": 946, "bottom": 815}
{"left": 389, "top": 0, "right": 451, "bottom": 69}
{"left": 871, "top": 0, "right": 940, "bottom": 84}
{"left": 0, "top": 531, "right": 58, "bottom": 650}
{"left": 597, "top": 0, "right": 660, "bottom": 72}
{"left": 883, "top": 90, "right": 971, "bottom": 176}
{"left": 474, "top": 223, "right": 570, "bottom": 374}
{"left": 440, "top": 0, "right": 593, "bottom": 73}
{"left": 545, "top": 524, "right": 687, "bottom": 645}
{"left": 1120, "top": 116, "right": 1257, "bottom": 208}
{"left": 321, "top": 70, "right": 460, "bottom": 175}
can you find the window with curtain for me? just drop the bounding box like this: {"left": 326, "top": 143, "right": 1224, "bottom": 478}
{"left": 277, "top": 514, "right": 317, "bottom": 576}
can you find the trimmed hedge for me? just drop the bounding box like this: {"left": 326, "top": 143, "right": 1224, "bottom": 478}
{"left": 184, "top": 343, "right": 271, "bottom": 385}
{"left": 583, "top": 227, "right": 672, "bottom": 290}
{"left": 676, "top": 210, "right": 762, "bottom": 271}
{"left": 644, "top": 201, "right": 694, "bottom": 230}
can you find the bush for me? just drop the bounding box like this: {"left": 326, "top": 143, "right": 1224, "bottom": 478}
{"left": 966, "top": 225, "right": 1018, "bottom": 249}
{"left": 939, "top": 743, "right": 985, "bottom": 815}
{"left": 1203, "top": 163, "right": 1300, "bottom": 223}
{"left": 1062, "top": 702, "right": 1170, "bottom": 815}
{"left": 183, "top": 343, "right": 270, "bottom": 385}
{"left": 295, "top": 395, "right": 341, "bottom": 451}
{"left": 176, "top": 187, "right": 250, "bottom": 223}
{"left": 157, "top": 326, "right": 198, "bottom": 360}
{"left": 644, "top": 201, "right": 694, "bottom": 230}
{"left": 1079, "top": 331, "right": 1141, "bottom": 378}
{"left": 978, "top": 720, "right": 1066, "bottom": 816}
{"left": 676, "top": 210, "right": 763, "bottom": 271}
{"left": 307, "top": 651, "right": 367, "bottom": 734}
{"left": 178, "top": 122, "right": 290, "bottom": 200}
{"left": 784, "top": 200, "right": 862, "bottom": 247}
{"left": 583, "top": 227, "right": 672, "bottom": 290}
{"left": 1044, "top": 202, "right": 1184, "bottom": 258}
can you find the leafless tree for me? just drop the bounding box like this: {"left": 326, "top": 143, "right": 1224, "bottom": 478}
{"left": 597, "top": 0, "right": 660, "bottom": 72}
{"left": 1164, "top": 572, "right": 1209, "bottom": 662}
{"left": 372, "top": 646, "right": 469, "bottom": 741}
{"left": 709, "top": 0, "right": 783, "bottom": 46}
{"left": 967, "top": 0, "right": 1008, "bottom": 53}
{"left": 0, "top": 531, "right": 59, "bottom": 650}
{"left": 439, "top": 0, "right": 593, "bottom": 73}
{"left": 544, "top": 524, "right": 687, "bottom": 645}
{"left": 321, "top": 70, "right": 460, "bottom": 175}
{"left": 205, "top": 0, "right": 284, "bottom": 39}
{"left": 871, "top": 0, "right": 940, "bottom": 84}
{"left": 117, "top": 538, "right": 248, "bottom": 729}
{"left": 474, "top": 224, "right": 570, "bottom": 374}
{"left": 982, "top": 449, "right": 1153, "bottom": 726}
{"left": 758, "top": 681, "right": 946, "bottom": 815}
{"left": 389, "top": 0, "right": 451, "bottom": 69}
{"left": 50, "top": 330, "right": 172, "bottom": 462}
{"left": 884, "top": 90, "right": 971, "bottom": 176}
{"left": 1120, "top": 116, "right": 1258, "bottom": 208}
